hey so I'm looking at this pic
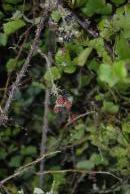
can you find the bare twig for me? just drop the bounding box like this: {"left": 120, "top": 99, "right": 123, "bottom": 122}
{"left": 0, "top": 151, "right": 60, "bottom": 186}
{"left": 38, "top": 48, "right": 59, "bottom": 96}
{"left": 3, "top": 10, "right": 50, "bottom": 114}
{"left": 36, "top": 169, "right": 122, "bottom": 182}
{"left": 65, "top": 111, "right": 95, "bottom": 127}
{"left": 38, "top": 48, "right": 55, "bottom": 186}
{"left": 39, "top": 89, "right": 50, "bottom": 186}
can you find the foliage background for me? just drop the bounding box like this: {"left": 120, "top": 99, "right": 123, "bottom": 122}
{"left": 0, "top": 0, "right": 130, "bottom": 193}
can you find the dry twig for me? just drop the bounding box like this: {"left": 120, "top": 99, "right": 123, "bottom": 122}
{"left": 0, "top": 151, "right": 60, "bottom": 186}
{"left": 36, "top": 169, "right": 122, "bottom": 182}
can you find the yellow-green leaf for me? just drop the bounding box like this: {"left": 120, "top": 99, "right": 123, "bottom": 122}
{"left": 77, "top": 47, "right": 92, "bottom": 66}
{"left": 3, "top": 19, "right": 25, "bottom": 36}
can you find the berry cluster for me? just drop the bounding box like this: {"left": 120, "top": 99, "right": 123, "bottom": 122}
{"left": 53, "top": 95, "right": 72, "bottom": 113}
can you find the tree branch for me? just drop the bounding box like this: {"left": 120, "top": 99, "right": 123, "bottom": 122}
{"left": 3, "top": 10, "right": 50, "bottom": 114}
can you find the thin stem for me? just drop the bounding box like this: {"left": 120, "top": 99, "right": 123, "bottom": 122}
{"left": 36, "top": 169, "right": 122, "bottom": 182}
{"left": 39, "top": 89, "right": 50, "bottom": 186}
{"left": 0, "top": 151, "right": 60, "bottom": 186}
{"left": 65, "top": 111, "right": 95, "bottom": 127}
{"left": 38, "top": 48, "right": 59, "bottom": 96}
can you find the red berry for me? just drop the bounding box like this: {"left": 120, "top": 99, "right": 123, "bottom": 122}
{"left": 56, "top": 95, "right": 66, "bottom": 105}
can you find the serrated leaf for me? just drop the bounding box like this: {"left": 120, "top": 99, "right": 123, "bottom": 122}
{"left": 3, "top": 19, "right": 25, "bottom": 36}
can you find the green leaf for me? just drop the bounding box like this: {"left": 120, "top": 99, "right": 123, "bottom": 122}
{"left": 115, "top": 35, "right": 130, "bottom": 60}
{"left": 79, "top": 74, "right": 94, "bottom": 87}
{"left": 6, "top": 58, "right": 17, "bottom": 72}
{"left": 111, "top": 147, "right": 127, "bottom": 158}
{"left": 75, "top": 0, "right": 86, "bottom": 7}
{"left": 0, "top": 11, "right": 4, "bottom": 19}
{"left": 0, "top": 149, "right": 7, "bottom": 160}
{"left": 32, "top": 82, "right": 45, "bottom": 90}
{"left": 9, "top": 156, "right": 22, "bottom": 167}
{"left": 76, "top": 47, "right": 92, "bottom": 66}
{"left": 110, "top": 0, "right": 125, "bottom": 6}
{"left": 64, "top": 63, "right": 76, "bottom": 73}
{"left": 0, "top": 33, "right": 8, "bottom": 46}
{"left": 112, "top": 61, "right": 127, "bottom": 81}
{"left": 2, "top": 3, "right": 14, "bottom": 11}
{"left": 20, "top": 146, "right": 37, "bottom": 156}
{"left": 3, "top": 19, "right": 25, "bottom": 36}
{"left": 76, "top": 160, "right": 95, "bottom": 170}
{"left": 90, "top": 153, "right": 108, "bottom": 166}
{"left": 89, "top": 38, "right": 111, "bottom": 63}
{"left": 51, "top": 10, "right": 61, "bottom": 22}
{"left": 102, "top": 101, "right": 119, "bottom": 114}
{"left": 98, "top": 63, "right": 116, "bottom": 87}
{"left": 81, "top": 0, "right": 112, "bottom": 17}
{"left": 98, "top": 61, "right": 127, "bottom": 87}
{"left": 52, "top": 169, "right": 65, "bottom": 191}
{"left": 5, "top": 0, "right": 22, "bottom": 4}
{"left": 44, "top": 67, "right": 61, "bottom": 81}
{"left": 88, "top": 59, "right": 99, "bottom": 72}
{"left": 122, "top": 122, "right": 130, "bottom": 133}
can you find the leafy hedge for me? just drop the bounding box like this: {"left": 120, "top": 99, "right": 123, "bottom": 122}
{"left": 0, "top": 0, "right": 130, "bottom": 193}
